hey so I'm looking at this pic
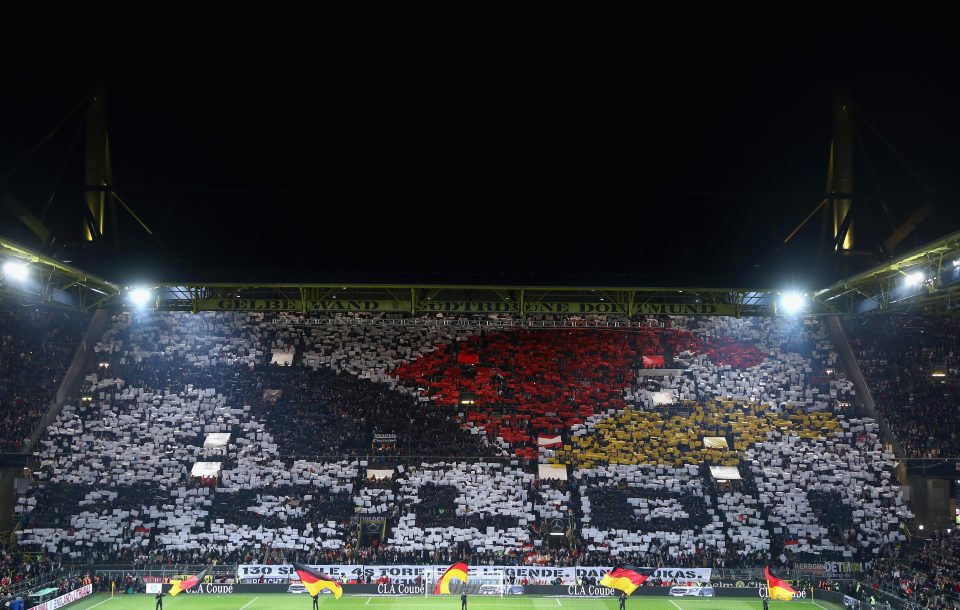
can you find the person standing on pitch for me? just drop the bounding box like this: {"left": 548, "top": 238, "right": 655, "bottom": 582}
{"left": 461, "top": 591, "right": 467, "bottom": 610}
{"left": 619, "top": 591, "right": 627, "bottom": 610}
{"left": 763, "top": 594, "right": 769, "bottom": 610}
{"left": 312, "top": 593, "right": 319, "bottom": 610}
{"left": 155, "top": 591, "right": 163, "bottom": 610}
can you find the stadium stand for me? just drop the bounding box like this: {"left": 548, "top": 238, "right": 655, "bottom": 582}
{"left": 0, "top": 306, "right": 88, "bottom": 451}
{"left": 847, "top": 315, "right": 960, "bottom": 457}
{"left": 535, "top": 478, "right": 571, "bottom": 521}
{"left": 556, "top": 401, "right": 840, "bottom": 468}
{"left": 391, "top": 461, "right": 535, "bottom": 554}
{"left": 742, "top": 416, "right": 906, "bottom": 561}
{"left": 390, "top": 326, "right": 701, "bottom": 458}
{"left": 0, "top": 547, "right": 57, "bottom": 597}
{"left": 14, "top": 311, "right": 912, "bottom": 570}
{"left": 862, "top": 529, "right": 960, "bottom": 607}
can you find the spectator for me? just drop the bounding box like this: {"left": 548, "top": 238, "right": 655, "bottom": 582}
{"left": 848, "top": 316, "right": 960, "bottom": 458}
{"left": 0, "top": 307, "right": 88, "bottom": 451}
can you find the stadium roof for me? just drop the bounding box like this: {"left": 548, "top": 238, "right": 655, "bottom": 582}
{"left": 1, "top": 23, "right": 959, "bottom": 293}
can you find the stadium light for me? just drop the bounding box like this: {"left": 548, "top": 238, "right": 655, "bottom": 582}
{"left": 2, "top": 260, "right": 29, "bottom": 281}
{"left": 918, "top": 524, "right": 924, "bottom": 530}
{"left": 128, "top": 287, "right": 153, "bottom": 308}
{"left": 779, "top": 291, "right": 807, "bottom": 315}
{"left": 905, "top": 271, "right": 925, "bottom": 287}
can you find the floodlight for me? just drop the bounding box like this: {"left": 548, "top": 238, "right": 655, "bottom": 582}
{"left": 918, "top": 524, "right": 924, "bottom": 530}
{"left": 906, "top": 271, "right": 925, "bottom": 287}
{"left": 2, "top": 261, "right": 29, "bottom": 281}
{"left": 779, "top": 291, "right": 806, "bottom": 315}
{"left": 129, "top": 287, "right": 153, "bottom": 308}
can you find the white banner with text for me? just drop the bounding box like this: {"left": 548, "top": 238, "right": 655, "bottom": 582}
{"left": 236, "top": 564, "right": 711, "bottom": 585}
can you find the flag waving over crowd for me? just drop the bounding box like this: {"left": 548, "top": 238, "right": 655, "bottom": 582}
{"left": 169, "top": 569, "right": 207, "bottom": 597}
{"left": 599, "top": 565, "right": 656, "bottom": 595}
{"left": 765, "top": 566, "right": 798, "bottom": 601}
{"left": 292, "top": 563, "right": 343, "bottom": 599}
{"left": 433, "top": 562, "right": 469, "bottom": 595}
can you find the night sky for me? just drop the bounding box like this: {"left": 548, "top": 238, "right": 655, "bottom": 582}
{"left": 2, "top": 21, "right": 959, "bottom": 290}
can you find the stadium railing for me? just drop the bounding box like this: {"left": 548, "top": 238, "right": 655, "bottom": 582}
{"left": 3, "top": 567, "right": 72, "bottom": 600}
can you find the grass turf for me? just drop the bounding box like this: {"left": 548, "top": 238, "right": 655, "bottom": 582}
{"left": 61, "top": 593, "right": 847, "bottom": 610}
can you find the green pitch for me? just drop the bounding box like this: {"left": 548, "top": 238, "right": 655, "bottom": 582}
{"left": 63, "top": 593, "right": 847, "bottom": 610}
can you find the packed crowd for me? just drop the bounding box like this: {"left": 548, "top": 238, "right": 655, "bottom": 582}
{"left": 392, "top": 462, "right": 536, "bottom": 554}
{"left": 847, "top": 316, "right": 960, "bottom": 458}
{"left": 0, "top": 306, "right": 88, "bottom": 451}
{"left": 390, "top": 317, "right": 855, "bottom": 459}
{"left": 9, "top": 310, "right": 908, "bottom": 573}
{"left": 0, "top": 547, "right": 58, "bottom": 598}
{"left": 861, "top": 529, "right": 959, "bottom": 609}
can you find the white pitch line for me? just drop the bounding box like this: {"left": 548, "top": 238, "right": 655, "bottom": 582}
{"left": 669, "top": 600, "right": 684, "bottom": 610}
{"left": 238, "top": 596, "right": 259, "bottom": 610}
{"left": 83, "top": 599, "right": 114, "bottom": 610}
{"left": 556, "top": 598, "right": 562, "bottom": 606}
{"left": 812, "top": 602, "right": 832, "bottom": 610}
{"left": 365, "top": 597, "right": 373, "bottom": 605}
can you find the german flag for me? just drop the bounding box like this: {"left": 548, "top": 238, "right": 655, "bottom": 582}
{"left": 600, "top": 565, "right": 655, "bottom": 596}
{"left": 765, "top": 566, "right": 798, "bottom": 601}
{"left": 292, "top": 563, "right": 342, "bottom": 599}
{"left": 169, "top": 569, "right": 207, "bottom": 597}
{"left": 433, "top": 562, "right": 469, "bottom": 595}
